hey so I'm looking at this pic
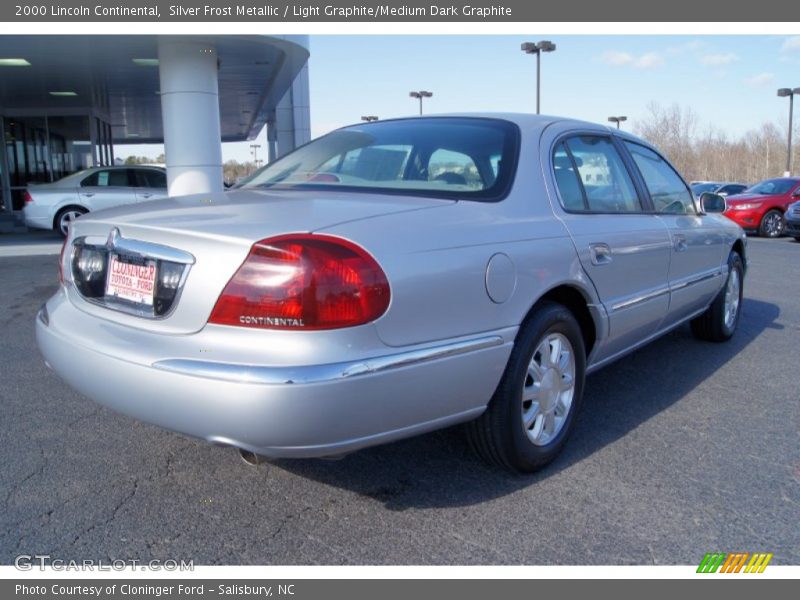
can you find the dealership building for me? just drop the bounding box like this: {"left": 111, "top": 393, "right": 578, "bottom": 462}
{"left": 0, "top": 35, "right": 310, "bottom": 214}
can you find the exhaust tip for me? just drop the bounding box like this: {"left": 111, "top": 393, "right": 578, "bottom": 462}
{"left": 237, "top": 448, "right": 268, "bottom": 466}
{"left": 320, "top": 453, "right": 349, "bottom": 462}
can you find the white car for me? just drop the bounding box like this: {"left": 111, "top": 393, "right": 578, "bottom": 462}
{"left": 23, "top": 166, "right": 168, "bottom": 236}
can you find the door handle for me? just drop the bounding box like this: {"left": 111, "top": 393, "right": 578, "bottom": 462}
{"left": 81, "top": 192, "right": 94, "bottom": 197}
{"left": 589, "top": 243, "right": 612, "bottom": 265}
{"left": 141, "top": 193, "right": 153, "bottom": 198}
{"left": 673, "top": 234, "right": 688, "bottom": 252}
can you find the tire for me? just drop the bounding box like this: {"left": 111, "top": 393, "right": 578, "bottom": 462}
{"left": 690, "top": 251, "right": 744, "bottom": 342}
{"left": 466, "top": 301, "right": 586, "bottom": 474}
{"left": 794, "top": 237, "right": 800, "bottom": 243}
{"left": 54, "top": 206, "right": 87, "bottom": 237}
{"left": 758, "top": 209, "right": 784, "bottom": 238}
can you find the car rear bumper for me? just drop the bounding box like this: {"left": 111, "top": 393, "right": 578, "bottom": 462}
{"left": 36, "top": 290, "right": 515, "bottom": 458}
{"left": 23, "top": 205, "right": 53, "bottom": 230}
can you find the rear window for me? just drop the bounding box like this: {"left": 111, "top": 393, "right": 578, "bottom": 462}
{"left": 238, "top": 117, "right": 519, "bottom": 202}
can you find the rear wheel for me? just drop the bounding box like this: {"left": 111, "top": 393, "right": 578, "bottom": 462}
{"left": 758, "top": 209, "right": 784, "bottom": 238}
{"left": 690, "top": 251, "right": 744, "bottom": 342}
{"left": 466, "top": 302, "right": 586, "bottom": 473}
{"left": 55, "top": 206, "right": 87, "bottom": 237}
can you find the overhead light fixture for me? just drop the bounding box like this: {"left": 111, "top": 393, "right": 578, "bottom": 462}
{"left": 49, "top": 91, "right": 77, "bottom": 96}
{"left": 132, "top": 58, "right": 159, "bottom": 66}
{"left": 125, "top": 133, "right": 140, "bottom": 138}
{"left": 0, "top": 58, "right": 31, "bottom": 66}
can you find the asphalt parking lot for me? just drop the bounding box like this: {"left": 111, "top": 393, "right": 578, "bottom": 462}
{"left": 1, "top": 235, "right": 798, "bottom": 565}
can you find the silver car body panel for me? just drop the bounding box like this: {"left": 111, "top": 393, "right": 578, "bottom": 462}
{"left": 37, "top": 113, "right": 747, "bottom": 458}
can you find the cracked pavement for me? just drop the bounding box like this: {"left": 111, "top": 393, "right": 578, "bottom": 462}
{"left": 0, "top": 237, "right": 798, "bottom": 565}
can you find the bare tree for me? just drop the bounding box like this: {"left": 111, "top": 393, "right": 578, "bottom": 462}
{"left": 634, "top": 102, "right": 799, "bottom": 183}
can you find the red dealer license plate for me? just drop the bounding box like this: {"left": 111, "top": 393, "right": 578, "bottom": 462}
{"left": 106, "top": 254, "right": 156, "bottom": 306}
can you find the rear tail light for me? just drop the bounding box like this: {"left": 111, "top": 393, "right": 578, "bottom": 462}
{"left": 23, "top": 190, "right": 33, "bottom": 205}
{"left": 209, "top": 234, "right": 390, "bottom": 330}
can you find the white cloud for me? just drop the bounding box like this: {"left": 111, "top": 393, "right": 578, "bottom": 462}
{"left": 781, "top": 36, "right": 800, "bottom": 52}
{"left": 601, "top": 50, "right": 663, "bottom": 69}
{"left": 701, "top": 53, "right": 738, "bottom": 67}
{"left": 666, "top": 40, "right": 705, "bottom": 56}
{"left": 601, "top": 51, "right": 634, "bottom": 66}
{"left": 634, "top": 53, "right": 663, "bottom": 69}
{"left": 744, "top": 72, "right": 775, "bottom": 87}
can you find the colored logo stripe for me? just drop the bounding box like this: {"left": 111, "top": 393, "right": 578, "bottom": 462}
{"left": 697, "top": 553, "right": 726, "bottom": 573}
{"left": 697, "top": 552, "right": 773, "bottom": 573}
{"left": 745, "top": 553, "right": 773, "bottom": 573}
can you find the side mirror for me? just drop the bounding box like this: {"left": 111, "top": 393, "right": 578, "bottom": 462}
{"left": 792, "top": 189, "right": 800, "bottom": 198}
{"left": 700, "top": 192, "right": 726, "bottom": 213}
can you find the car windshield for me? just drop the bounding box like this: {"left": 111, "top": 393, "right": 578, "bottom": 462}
{"left": 745, "top": 179, "right": 795, "bottom": 195}
{"left": 238, "top": 117, "right": 519, "bottom": 201}
{"left": 690, "top": 183, "right": 719, "bottom": 195}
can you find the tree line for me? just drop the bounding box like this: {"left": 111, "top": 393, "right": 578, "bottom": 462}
{"left": 123, "top": 155, "right": 259, "bottom": 185}
{"left": 634, "top": 102, "right": 799, "bottom": 184}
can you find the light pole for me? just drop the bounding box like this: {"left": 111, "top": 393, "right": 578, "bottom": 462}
{"left": 608, "top": 116, "right": 627, "bottom": 130}
{"left": 409, "top": 91, "right": 432, "bottom": 115}
{"left": 521, "top": 40, "right": 557, "bottom": 114}
{"left": 361, "top": 115, "right": 379, "bottom": 122}
{"left": 250, "top": 143, "right": 261, "bottom": 174}
{"left": 777, "top": 87, "right": 800, "bottom": 176}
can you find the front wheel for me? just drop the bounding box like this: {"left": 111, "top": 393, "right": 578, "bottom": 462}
{"left": 466, "top": 301, "right": 586, "bottom": 473}
{"left": 758, "top": 209, "right": 784, "bottom": 238}
{"left": 690, "top": 251, "right": 744, "bottom": 342}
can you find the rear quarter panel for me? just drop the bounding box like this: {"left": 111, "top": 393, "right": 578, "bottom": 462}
{"left": 317, "top": 126, "right": 600, "bottom": 348}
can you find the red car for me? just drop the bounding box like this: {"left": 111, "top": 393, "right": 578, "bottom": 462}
{"left": 723, "top": 177, "right": 800, "bottom": 237}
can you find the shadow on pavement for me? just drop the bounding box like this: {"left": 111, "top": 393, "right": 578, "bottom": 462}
{"left": 272, "top": 297, "right": 780, "bottom": 510}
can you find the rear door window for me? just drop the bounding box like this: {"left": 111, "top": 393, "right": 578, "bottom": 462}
{"left": 136, "top": 169, "right": 167, "bottom": 189}
{"left": 553, "top": 135, "right": 642, "bottom": 213}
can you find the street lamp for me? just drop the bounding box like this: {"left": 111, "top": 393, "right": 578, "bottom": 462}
{"left": 777, "top": 87, "right": 800, "bottom": 176}
{"left": 361, "top": 115, "right": 379, "bottom": 122}
{"left": 608, "top": 116, "right": 627, "bottom": 129}
{"left": 409, "top": 91, "right": 433, "bottom": 115}
{"left": 521, "top": 40, "right": 557, "bottom": 114}
{"left": 250, "top": 144, "right": 261, "bottom": 174}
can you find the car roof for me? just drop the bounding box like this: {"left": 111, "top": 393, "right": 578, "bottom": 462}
{"left": 343, "top": 112, "right": 626, "bottom": 134}
{"left": 338, "top": 112, "right": 660, "bottom": 150}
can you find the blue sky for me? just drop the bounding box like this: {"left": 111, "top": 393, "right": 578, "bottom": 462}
{"left": 117, "top": 35, "right": 800, "bottom": 163}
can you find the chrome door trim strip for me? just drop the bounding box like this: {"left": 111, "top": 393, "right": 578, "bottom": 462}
{"left": 669, "top": 268, "right": 725, "bottom": 292}
{"left": 610, "top": 267, "right": 726, "bottom": 313}
{"left": 610, "top": 287, "right": 670, "bottom": 312}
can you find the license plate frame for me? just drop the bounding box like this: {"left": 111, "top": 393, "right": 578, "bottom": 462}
{"left": 105, "top": 253, "right": 157, "bottom": 307}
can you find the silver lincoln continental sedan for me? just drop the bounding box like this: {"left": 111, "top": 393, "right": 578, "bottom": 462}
{"left": 36, "top": 114, "right": 746, "bottom": 473}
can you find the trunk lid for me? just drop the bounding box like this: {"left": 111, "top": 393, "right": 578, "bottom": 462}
{"left": 66, "top": 189, "right": 453, "bottom": 334}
